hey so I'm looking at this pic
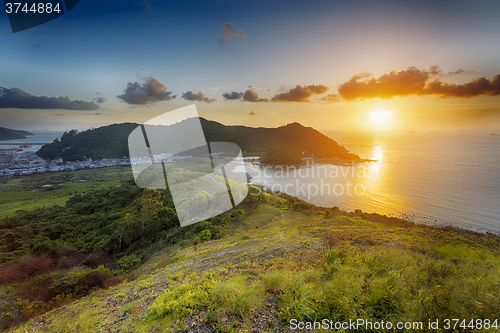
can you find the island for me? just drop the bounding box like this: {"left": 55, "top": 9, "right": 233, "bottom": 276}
{"left": 0, "top": 127, "right": 33, "bottom": 141}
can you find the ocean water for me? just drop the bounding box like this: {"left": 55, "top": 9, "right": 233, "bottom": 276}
{"left": 248, "top": 132, "right": 500, "bottom": 233}
{"left": 0, "top": 132, "right": 63, "bottom": 152}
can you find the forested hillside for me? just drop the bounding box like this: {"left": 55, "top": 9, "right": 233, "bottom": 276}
{"left": 36, "top": 119, "right": 361, "bottom": 161}
{"left": 0, "top": 127, "right": 33, "bottom": 141}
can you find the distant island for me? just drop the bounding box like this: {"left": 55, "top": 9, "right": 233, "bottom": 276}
{"left": 0, "top": 127, "right": 33, "bottom": 141}
{"left": 36, "top": 119, "right": 364, "bottom": 164}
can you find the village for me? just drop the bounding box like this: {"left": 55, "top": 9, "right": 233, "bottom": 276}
{"left": 0, "top": 148, "right": 130, "bottom": 179}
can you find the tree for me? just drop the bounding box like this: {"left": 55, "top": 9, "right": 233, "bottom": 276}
{"left": 141, "top": 189, "right": 165, "bottom": 232}
{"left": 261, "top": 148, "right": 302, "bottom": 165}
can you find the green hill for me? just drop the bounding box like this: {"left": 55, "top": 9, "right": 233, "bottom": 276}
{"left": 1, "top": 168, "right": 500, "bottom": 332}
{"left": 0, "top": 127, "right": 33, "bottom": 140}
{"left": 3, "top": 183, "right": 500, "bottom": 332}
{"left": 36, "top": 119, "right": 361, "bottom": 162}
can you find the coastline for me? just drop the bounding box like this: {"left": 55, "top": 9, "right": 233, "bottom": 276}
{"left": 245, "top": 164, "right": 500, "bottom": 237}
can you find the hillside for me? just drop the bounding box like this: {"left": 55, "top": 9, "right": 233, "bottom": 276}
{"left": 0, "top": 127, "right": 33, "bottom": 141}
{"left": 36, "top": 119, "right": 362, "bottom": 162}
{"left": 6, "top": 190, "right": 500, "bottom": 332}
{"left": 1, "top": 168, "right": 500, "bottom": 332}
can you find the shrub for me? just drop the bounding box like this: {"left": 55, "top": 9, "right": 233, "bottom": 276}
{"left": 149, "top": 274, "right": 216, "bottom": 321}
{"left": 50, "top": 265, "right": 111, "bottom": 297}
{"left": 293, "top": 201, "right": 312, "bottom": 211}
{"left": 230, "top": 209, "right": 244, "bottom": 218}
{"left": 115, "top": 253, "right": 142, "bottom": 271}
{"left": 0, "top": 256, "right": 53, "bottom": 284}
{"left": 198, "top": 230, "right": 212, "bottom": 241}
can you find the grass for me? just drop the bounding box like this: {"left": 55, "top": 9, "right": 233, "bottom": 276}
{"left": 4, "top": 174, "right": 500, "bottom": 332}
{"left": 0, "top": 166, "right": 132, "bottom": 219}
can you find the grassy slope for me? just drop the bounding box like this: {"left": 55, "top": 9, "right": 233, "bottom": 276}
{"left": 9, "top": 199, "right": 500, "bottom": 332}
{"left": 0, "top": 167, "right": 132, "bottom": 219}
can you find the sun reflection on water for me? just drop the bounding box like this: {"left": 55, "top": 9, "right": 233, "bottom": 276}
{"left": 368, "top": 145, "right": 384, "bottom": 178}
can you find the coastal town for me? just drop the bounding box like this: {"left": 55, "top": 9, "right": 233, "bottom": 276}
{"left": 0, "top": 147, "right": 131, "bottom": 179}
{"left": 0, "top": 147, "right": 232, "bottom": 180}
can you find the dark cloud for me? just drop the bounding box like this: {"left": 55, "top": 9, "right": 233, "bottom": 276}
{"left": 271, "top": 85, "right": 329, "bottom": 102}
{"left": 94, "top": 97, "right": 106, "bottom": 103}
{"left": 444, "top": 69, "right": 478, "bottom": 76}
{"left": 0, "top": 87, "right": 99, "bottom": 110}
{"left": 219, "top": 23, "right": 247, "bottom": 42}
{"left": 248, "top": 111, "right": 256, "bottom": 115}
{"left": 29, "top": 43, "right": 44, "bottom": 50}
{"left": 243, "top": 89, "right": 268, "bottom": 102}
{"left": 222, "top": 91, "right": 243, "bottom": 100}
{"left": 182, "top": 91, "right": 216, "bottom": 103}
{"left": 222, "top": 89, "right": 268, "bottom": 102}
{"left": 117, "top": 75, "right": 175, "bottom": 105}
{"left": 336, "top": 66, "right": 500, "bottom": 100}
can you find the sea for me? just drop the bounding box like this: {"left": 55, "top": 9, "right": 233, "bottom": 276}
{"left": 0, "top": 132, "right": 63, "bottom": 152}
{"left": 247, "top": 132, "right": 500, "bottom": 234}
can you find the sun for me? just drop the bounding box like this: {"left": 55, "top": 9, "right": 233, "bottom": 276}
{"left": 370, "top": 110, "right": 393, "bottom": 125}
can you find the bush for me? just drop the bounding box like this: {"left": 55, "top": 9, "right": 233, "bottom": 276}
{"left": 198, "top": 230, "right": 212, "bottom": 241}
{"left": 230, "top": 209, "right": 244, "bottom": 218}
{"left": 50, "top": 265, "right": 111, "bottom": 297}
{"left": 149, "top": 274, "right": 216, "bottom": 320}
{"left": 115, "top": 253, "right": 142, "bottom": 271}
{"left": 0, "top": 256, "right": 53, "bottom": 284}
{"left": 293, "top": 201, "right": 311, "bottom": 211}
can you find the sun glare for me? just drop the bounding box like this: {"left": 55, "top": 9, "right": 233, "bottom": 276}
{"left": 370, "top": 110, "right": 393, "bottom": 126}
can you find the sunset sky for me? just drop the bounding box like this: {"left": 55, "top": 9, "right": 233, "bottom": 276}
{"left": 1, "top": 0, "right": 500, "bottom": 133}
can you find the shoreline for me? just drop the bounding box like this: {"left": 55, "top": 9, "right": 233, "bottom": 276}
{"left": 245, "top": 172, "right": 500, "bottom": 237}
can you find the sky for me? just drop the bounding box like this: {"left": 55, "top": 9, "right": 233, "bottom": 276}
{"left": 1, "top": 0, "right": 500, "bottom": 133}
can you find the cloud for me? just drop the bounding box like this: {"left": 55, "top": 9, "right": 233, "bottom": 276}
{"left": 222, "top": 91, "right": 243, "bottom": 100}
{"left": 320, "top": 94, "right": 341, "bottom": 103}
{"left": 248, "top": 111, "right": 256, "bottom": 115}
{"left": 222, "top": 89, "right": 268, "bottom": 102}
{"left": 271, "top": 84, "right": 330, "bottom": 102}
{"left": 336, "top": 66, "right": 500, "bottom": 100}
{"left": 219, "top": 23, "right": 247, "bottom": 42}
{"left": 117, "top": 75, "right": 175, "bottom": 105}
{"left": 242, "top": 89, "right": 268, "bottom": 102}
{"left": 445, "top": 69, "right": 478, "bottom": 76}
{"left": 0, "top": 87, "right": 100, "bottom": 110}
{"left": 94, "top": 97, "right": 106, "bottom": 103}
{"left": 29, "top": 43, "right": 44, "bottom": 50}
{"left": 182, "top": 91, "right": 216, "bottom": 103}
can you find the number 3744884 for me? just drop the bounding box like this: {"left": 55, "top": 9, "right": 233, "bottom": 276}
{"left": 5, "top": 2, "right": 61, "bottom": 14}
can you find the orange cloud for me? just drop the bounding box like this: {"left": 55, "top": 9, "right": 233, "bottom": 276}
{"left": 336, "top": 66, "right": 500, "bottom": 101}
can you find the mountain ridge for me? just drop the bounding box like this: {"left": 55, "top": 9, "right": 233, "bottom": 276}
{"left": 0, "top": 127, "right": 34, "bottom": 141}
{"left": 36, "top": 119, "right": 362, "bottom": 162}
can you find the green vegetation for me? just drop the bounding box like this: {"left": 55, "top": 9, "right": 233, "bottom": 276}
{"left": 0, "top": 166, "right": 131, "bottom": 219}
{"left": 0, "top": 127, "right": 33, "bottom": 141}
{"left": 0, "top": 168, "right": 231, "bottom": 330}
{"left": 261, "top": 147, "right": 302, "bottom": 165}
{"left": 37, "top": 124, "right": 137, "bottom": 161}
{"left": 36, "top": 118, "right": 361, "bottom": 161}
{"left": 1, "top": 168, "right": 500, "bottom": 332}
